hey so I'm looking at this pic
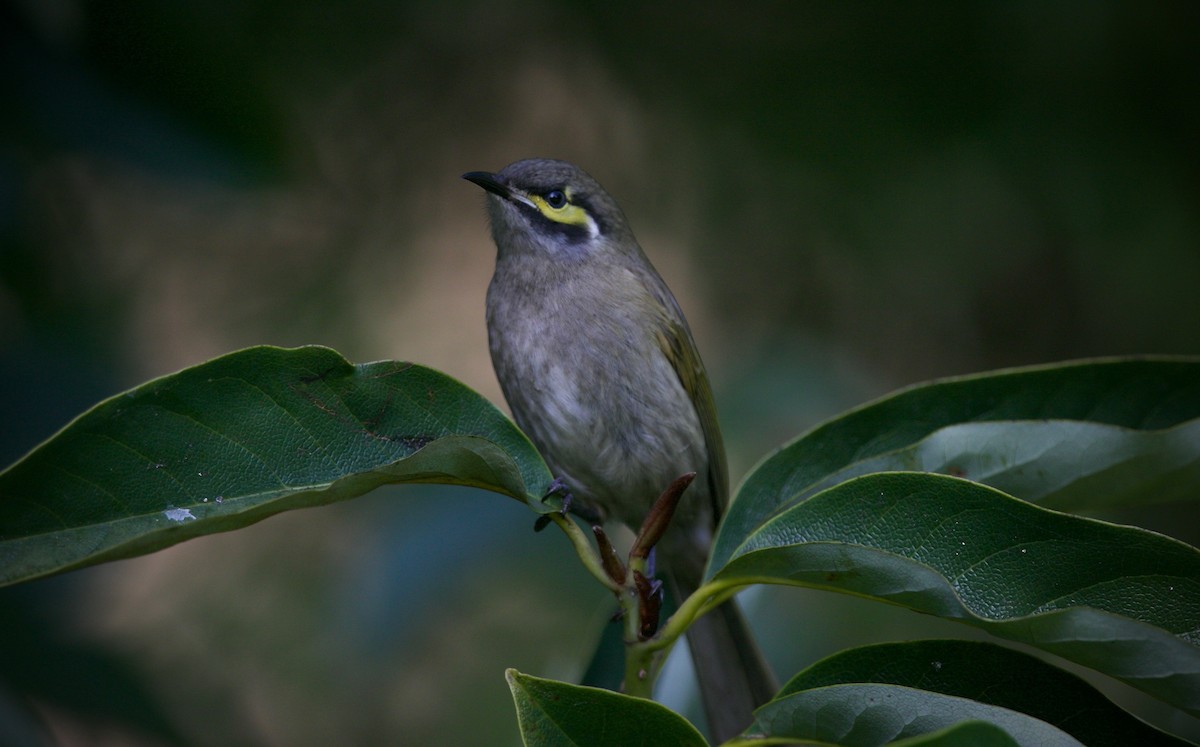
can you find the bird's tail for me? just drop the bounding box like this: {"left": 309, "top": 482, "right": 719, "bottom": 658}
{"left": 670, "top": 571, "right": 777, "bottom": 743}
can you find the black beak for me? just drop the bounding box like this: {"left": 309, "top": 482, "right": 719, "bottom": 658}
{"left": 462, "top": 171, "right": 510, "bottom": 198}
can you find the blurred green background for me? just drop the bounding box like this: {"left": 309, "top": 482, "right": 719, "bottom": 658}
{"left": 2, "top": 2, "right": 1198, "bottom": 745}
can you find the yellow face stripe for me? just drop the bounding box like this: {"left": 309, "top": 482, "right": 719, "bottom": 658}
{"left": 527, "top": 191, "right": 598, "bottom": 236}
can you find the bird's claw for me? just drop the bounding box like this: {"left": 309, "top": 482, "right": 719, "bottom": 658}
{"left": 534, "top": 477, "right": 601, "bottom": 530}
{"left": 543, "top": 477, "right": 574, "bottom": 516}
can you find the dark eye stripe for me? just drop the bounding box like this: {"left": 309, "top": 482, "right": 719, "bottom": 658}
{"left": 534, "top": 211, "right": 589, "bottom": 243}
{"left": 514, "top": 199, "right": 590, "bottom": 243}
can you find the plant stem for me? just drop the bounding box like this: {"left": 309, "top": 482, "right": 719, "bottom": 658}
{"left": 546, "top": 479, "right": 742, "bottom": 701}
{"left": 623, "top": 552, "right": 653, "bottom": 698}
{"left": 548, "top": 512, "right": 621, "bottom": 593}
{"left": 638, "top": 579, "right": 740, "bottom": 655}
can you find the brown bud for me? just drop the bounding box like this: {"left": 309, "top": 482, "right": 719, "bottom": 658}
{"left": 630, "top": 472, "right": 696, "bottom": 561}
{"left": 592, "top": 525, "right": 627, "bottom": 585}
{"left": 634, "top": 570, "right": 663, "bottom": 640}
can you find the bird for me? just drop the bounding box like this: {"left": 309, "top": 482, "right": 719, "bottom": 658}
{"left": 463, "top": 158, "right": 776, "bottom": 741}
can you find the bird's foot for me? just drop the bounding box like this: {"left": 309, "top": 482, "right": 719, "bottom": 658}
{"left": 533, "top": 477, "right": 601, "bottom": 531}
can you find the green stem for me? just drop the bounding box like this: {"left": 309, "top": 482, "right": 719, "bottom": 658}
{"left": 546, "top": 511, "right": 656, "bottom": 695}
{"left": 548, "top": 512, "right": 621, "bottom": 593}
{"left": 623, "top": 553, "right": 653, "bottom": 698}
{"left": 548, "top": 508, "right": 743, "bottom": 701}
{"left": 637, "top": 579, "right": 741, "bottom": 655}
{"left": 622, "top": 565, "right": 745, "bottom": 696}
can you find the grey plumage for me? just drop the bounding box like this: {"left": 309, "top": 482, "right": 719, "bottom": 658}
{"left": 466, "top": 158, "right": 775, "bottom": 741}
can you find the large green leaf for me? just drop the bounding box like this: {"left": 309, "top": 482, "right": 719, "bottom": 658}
{"left": 506, "top": 669, "right": 707, "bottom": 747}
{"left": 884, "top": 722, "right": 1023, "bottom": 747}
{"left": 0, "top": 346, "right": 552, "bottom": 586}
{"left": 744, "top": 683, "right": 1081, "bottom": 746}
{"left": 723, "top": 720, "right": 1026, "bottom": 747}
{"left": 711, "top": 472, "right": 1200, "bottom": 717}
{"left": 779, "top": 418, "right": 1200, "bottom": 514}
{"left": 778, "top": 640, "right": 1191, "bottom": 746}
{"left": 712, "top": 358, "right": 1200, "bottom": 573}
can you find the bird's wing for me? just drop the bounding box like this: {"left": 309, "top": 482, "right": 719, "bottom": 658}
{"left": 653, "top": 303, "right": 729, "bottom": 531}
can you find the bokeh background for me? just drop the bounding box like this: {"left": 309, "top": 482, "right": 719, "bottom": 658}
{"left": 2, "top": 2, "right": 1198, "bottom": 745}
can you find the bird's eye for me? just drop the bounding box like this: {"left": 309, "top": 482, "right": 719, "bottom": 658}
{"left": 544, "top": 190, "right": 567, "bottom": 209}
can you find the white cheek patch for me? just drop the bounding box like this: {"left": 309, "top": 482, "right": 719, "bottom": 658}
{"left": 579, "top": 211, "right": 600, "bottom": 240}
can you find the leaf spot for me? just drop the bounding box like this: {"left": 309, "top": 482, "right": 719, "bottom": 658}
{"left": 164, "top": 507, "right": 197, "bottom": 522}
{"left": 392, "top": 435, "right": 434, "bottom": 451}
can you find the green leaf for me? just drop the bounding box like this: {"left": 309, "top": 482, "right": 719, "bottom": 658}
{"left": 712, "top": 472, "right": 1200, "bottom": 717}
{"left": 506, "top": 669, "right": 707, "bottom": 747}
{"left": 722, "top": 720, "right": 1024, "bottom": 747}
{"left": 0, "top": 346, "right": 552, "bottom": 586}
{"left": 790, "top": 419, "right": 1200, "bottom": 514}
{"left": 745, "top": 683, "right": 1081, "bottom": 746}
{"left": 886, "top": 721, "right": 1022, "bottom": 747}
{"left": 779, "top": 640, "right": 1192, "bottom": 746}
{"left": 713, "top": 358, "right": 1200, "bottom": 573}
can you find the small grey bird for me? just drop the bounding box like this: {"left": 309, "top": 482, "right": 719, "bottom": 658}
{"left": 464, "top": 158, "right": 775, "bottom": 741}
